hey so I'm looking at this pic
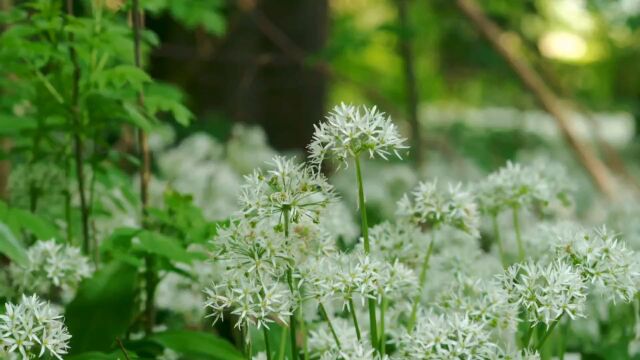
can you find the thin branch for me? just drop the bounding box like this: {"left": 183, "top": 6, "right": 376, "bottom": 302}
{"left": 65, "top": 0, "right": 91, "bottom": 252}
{"left": 115, "top": 338, "right": 132, "bottom": 360}
{"left": 132, "top": 0, "right": 156, "bottom": 336}
{"left": 455, "top": 0, "right": 616, "bottom": 198}
{"left": 396, "top": 0, "right": 423, "bottom": 168}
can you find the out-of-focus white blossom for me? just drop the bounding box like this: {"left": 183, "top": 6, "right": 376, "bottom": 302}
{"left": 308, "top": 103, "right": 407, "bottom": 168}
{"left": 475, "top": 161, "right": 567, "bottom": 215}
{"left": 397, "top": 180, "right": 480, "bottom": 237}
{"left": 239, "top": 156, "right": 336, "bottom": 226}
{"left": 554, "top": 225, "right": 640, "bottom": 303}
{"left": 0, "top": 294, "right": 71, "bottom": 360}
{"left": 500, "top": 260, "right": 587, "bottom": 326}
{"left": 9, "top": 239, "right": 92, "bottom": 297}
{"left": 396, "top": 312, "right": 500, "bottom": 359}
{"left": 367, "top": 220, "right": 429, "bottom": 266}
{"left": 226, "top": 124, "right": 277, "bottom": 175}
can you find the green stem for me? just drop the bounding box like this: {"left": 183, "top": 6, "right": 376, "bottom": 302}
{"left": 278, "top": 327, "right": 287, "bottom": 360}
{"left": 492, "top": 214, "right": 507, "bottom": 266}
{"left": 523, "top": 324, "right": 534, "bottom": 348}
{"left": 407, "top": 234, "right": 435, "bottom": 331}
{"left": 319, "top": 302, "right": 341, "bottom": 349}
{"left": 354, "top": 156, "right": 378, "bottom": 348}
{"left": 537, "top": 314, "right": 563, "bottom": 350}
{"left": 354, "top": 155, "right": 369, "bottom": 253}
{"left": 286, "top": 268, "right": 298, "bottom": 360}
{"left": 348, "top": 298, "right": 362, "bottom": 341}
{"left": 299, "top": 306, "right": 308, "bottom": 360}
{"left": 512, "top": 206, "right": 525, "bottom": 261}
{"left": 263, "top": 327, "right": 272, "bottom": 360}
{"left": 379, "top": 296, "right": 388, "bottom": 356}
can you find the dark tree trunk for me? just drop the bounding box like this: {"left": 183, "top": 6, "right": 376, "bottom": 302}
{"left": 148, "top": 0, "right": 329, "bottom": 151}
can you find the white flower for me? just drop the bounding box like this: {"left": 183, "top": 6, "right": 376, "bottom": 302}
{"left": 500, "top": 260, "right": 587, "bottom": 326}
{"left": 475, "top": 161, "right": 554, "bottom": 215}
{"left": 554, "top": 225, "right": 640, "bottom": 303}
{"left": 9, "top": 239, "right": 92, "bottom": 296}
{"left": 239, "top": 156, "right": 336, "bottom": 227}
{"left": 366, "top": 220, "right": 429, "bottom": 266}
{"left": 308, "top": 103, "right": 407, "bottom": 167}
{"left": 396, "top": 312, "right": 500, "bottom": 359}
{"left": 0, "top": 294, "right": 71, "bottom": 360}
{"left": 397, "top": 180, "right": 480, "bottom": 237}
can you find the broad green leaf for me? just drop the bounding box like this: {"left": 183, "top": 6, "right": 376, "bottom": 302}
{"left": 11, "top": 208, "right": 60, "bottom": 240}
{"left": 136, "top": 230, "right": 196, "bottom": 264}
{"left": 150, "top": 330, "right": 243, "bottom": 360}
{"left": 0, "top": 222, "right": 28, "bottom": 266}
{"left": 66, "top": 261, "right": 138, "bottom": 353}
{"left": 123, "top": 102, "right": 154, "bottom": 132}
{"left": 67, "top": 351, "right": 139, "bottom": 360}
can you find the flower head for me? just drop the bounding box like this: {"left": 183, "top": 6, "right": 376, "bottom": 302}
{"left": 9, "top": 239, "right": 92, "bottom": 296}
{"left": 554, "top": 225, "right": 639, "bottom": 303}
{"left": 308, "top": 103, "right": 407, "bottom": 168}
{"left": 239, "top": 156, "right": 336, "bottom": 227}
{"left": 0, "top": 294, "right": 71, "bottom": 359}
{"left": 397, "top": 180, "right": 480, "bottom": 237}
{"left": 500, "top": 260, "right": 587, "bottom": 326}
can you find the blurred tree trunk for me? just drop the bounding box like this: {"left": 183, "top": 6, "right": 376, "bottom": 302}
{"left": 149, "top": 0, "right": 329, "bottom": 151}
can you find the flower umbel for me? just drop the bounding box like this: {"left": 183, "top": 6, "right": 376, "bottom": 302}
{"left": 0, "top": 294, "right": 71, "bottom": 359}
{"left": 308, "top": 103, "right": 407, "bottom": 167}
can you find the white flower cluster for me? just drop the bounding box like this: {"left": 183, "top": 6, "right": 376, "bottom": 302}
{"left": 500, "top": 260, "right": 587, "bottom": 326}
{"left": 475, "top": 161, "right": 562, "bottom": 215}
{"left": 239, "top": 156, "right": 336, "bottom": 226}
{"left": 302, "top": 251, "right": 416, "bottom": 307}
{"left": 397, "top": 312, "right": 500, "bottom": 359}
{"left": 554, "top": 225, "right": 640, "bottom": 302}
{"left": 9, "top": 239, "right": 92, "bottom": 296}
{"left": 308, "top": 103, "right": 407, "bottom": 167}
{"left": 367, "top": 221, "right": 429, "bottom": 267}
{"left": 0, "top": 294, "right": 71, "bottom": 359}
{"left": 397, "top": 180, "right": 480, "bottom": 237}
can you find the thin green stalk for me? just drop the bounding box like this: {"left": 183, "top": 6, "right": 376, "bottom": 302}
{"left": 379, "top": 296, "right": 388, "bottom": 356}
{"left": 299, "top": 306, "right": 308, "bottom": 360}
{"left": 278, "top": 327, "right": 288, "bottom": 360}
{"left": 407, "top": 234, "right": 435, "bottom": 331}
{"left": 522, "top": 324, "right": 534, "bottom": 348}
{"left": 263, "top": 327, "right": 272, "bottom": 360}
{"left": 537, "top": 313, "right": 563, "bottom": 350}
{"left": 348, "top": 298, "right": 362, "bottom": 341}
{"left": 354, "top": 155, "right": 369, "bottom": 253}
{"left": 512, "top": 207, "right": 525, "bottom": 261}
{"left": 286, "top": 268, "right": 298, "bottom": 360}
{"left": 491, "top": 214, "right": 507, "bottom": 266}
{"left": 319, "top": 302, "right": 341, "bottom": 349}
{"left": 354, "top": 156, "right": 378, "bottom": 348}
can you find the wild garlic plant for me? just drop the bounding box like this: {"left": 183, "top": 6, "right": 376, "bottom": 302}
{"left": 0, "top": 294, "right": 71, "bottom": 360}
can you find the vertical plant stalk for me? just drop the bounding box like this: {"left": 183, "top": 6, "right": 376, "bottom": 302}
{"left": 263, "top": 327, "right": 272, "bottom": 360}
{"left": 407, "top": 234, "right": 435, "bottom": 331}
{"left": 319, "top": 302, "right": 341, "bottom": 349}
{"left": 379, "top": 296, "right": 388, "bottom": 355}
{"left": 348, "top": 298, "right": 362, "bottom": 341}
{"left": 537, "top": 313, "right": 563, "bottom": 350}
{"left": 282, "top": 209, "right": 300, "bottom": 360}
{"left": 131, "top": 0, "right": 156, "bottom": 335}
{"left": 492, "top": 214, "right": 506, "bottom": 266}
{"left": 65, "top": 0, "right": 91, "bottom": 254}
{"left": 396, "top": 0, "right": 423, "bottom": 168}
{"left": 512, "top": 207, "right": 524, "bottom": 261}
{"left": 354, "top": 155, "right": 378, "bottom": 349}
{"left": 278, "top": 327, "right": 288, "bottom": 360}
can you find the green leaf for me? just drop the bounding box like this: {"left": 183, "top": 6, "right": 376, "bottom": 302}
{"left": 67, "top": 351, "right": 139, "bottom": 360}
{"left": 150, "top": 330, "right": 243, "bottom": 360}
{"left": 123, "top": 101, "right": 154, "bottom": 131}
{"left": 0, "top": 222, "right": 28, "bottom": 266}
{"left": 136, "top": 230, "right": 195, "bottom": 264}
{"left": 66, "top": 261, "right": 138, "bottom": 354}
{"left": 11, "top": 208, "right": 60, "bottom": 240}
